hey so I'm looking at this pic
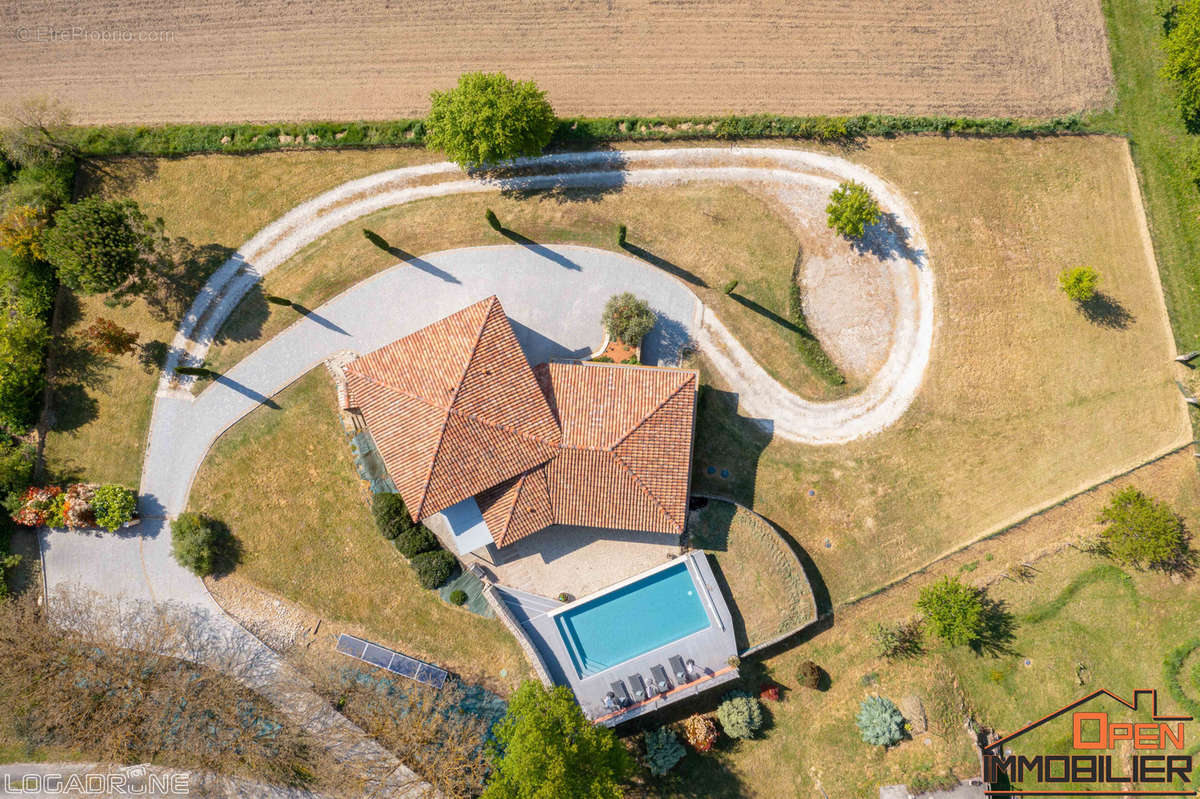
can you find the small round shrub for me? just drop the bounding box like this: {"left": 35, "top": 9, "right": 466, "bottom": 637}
{"left": 716, "top": 690, "right": 764, "bottom": 739}
{"left": 1059, "top": 266, "right": 1099, "bottom": 303}
{"left": 394, "top": 524, "right": 437, "bottom": 558}
{"left": 412, "top": 549, "right": 457, "bottom": 589}
{"left": 796, "top": 660, "right": 822, "bottom": 690}
{"left": 644, "top": 727, "right": 686, "bottom": 776}
{"left": 171, "top": 512, "right": 232, "bottom": 577}
{"left": 856, "top": 695, "right": 905, "bottom": 747}
{"left": 372, "top": 492, "right": 411, "bottom": 539}
{"left": 682, "top": 714, "right": 718, "bottom": 752}
{"left": 92, "top": 483, "right": 136, "bottom": 532}
{"left": 602, "top": 293, "right": 657, "bottom": 346}
{"left": 449, "top": 589, "right": 468, "bottom": 606}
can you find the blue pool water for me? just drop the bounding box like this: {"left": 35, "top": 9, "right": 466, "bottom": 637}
{"left": 554, "top": 561, "right": 711, "bottom": 677}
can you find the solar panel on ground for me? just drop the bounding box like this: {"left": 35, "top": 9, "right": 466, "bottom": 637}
{"left": 335, "top": 634, "right": 448, "bottom": 690}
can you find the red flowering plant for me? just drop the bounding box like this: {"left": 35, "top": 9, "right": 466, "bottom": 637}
{"left": 682, "top": 714, "right": 719, "bottom": 752}
{"left": 62, "top": 483, "right": 96, "bottom": 528}
{"left": 13, "top": 486, "right": 62, "bottom": 527}
{"left": 759, "top": 684, "right": 782, "bottom": 703}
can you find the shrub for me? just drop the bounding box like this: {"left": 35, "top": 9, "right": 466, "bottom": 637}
{"left": 1096, "top": 487, "right": 1191, "bottom": 572}
{"left": 2, "top": 158, "right": 75, "bottom": 211}
{"left": 0, "top": 548, "right": 19, "bottom": 599}
{"left": 826, "top": 180, "right": 881, "bottom": 239}
{"left": 92, "top": 484, "right": 136, "bottom": 532}
{"left": 1162, "top": 0, "right": 1200, "bottom": 130}
{"left": 856, "top": 695, "right": 905, "bottom": 746}
{"left": 171, "top": 512, "right": 233, "bottom": 577}
{"left": 449, "top": 589, "right": 468, "bottom": 606}
{"left": 716, "top": 690, "right": 763, "bottom": 739}
{"left": 61, "top": 483, "right": 95, "bottom": 529}
{"left": 620, "top": 356, "right": 640, "bottom": 365}
{"left": 485, "top": 208, "right": 501, "bottom": 231}
{"left": 0, "top": 205, "right": 48, "bottom": 261}
{"left": 916, "top": 576, "right": 986, "bottom": 648}
{"left": 426, "top": 72, "right": 557, "bottom": 168}
{"left": 484, "top": 681, "right": 632, "bottom": 799}
{"left": 44, "top": 198, "right": 156, "bottom": 296}
{"left": 682, "top": 714, "right": 718, "bottom": 752}
{"left": 0, "top": 438, "right": 34, "bottom": 514}
{"left": 86, "top": 317, "right": 139, "bottom": 356}
{"left": 1059, "top": 266, "right": 1099, "bottom": 303}
{"left": 601, "top": 293, "right": 656, "bottom": 346}
{"left": 796, "top": 660, "right": 823, "bottom": 689}
{"left": 0, "top": 309, "right": 48, "bottom": 432}
{"left": 371, "top": 492, "right": 411, "bottom": 539}
{"left": 12, "top": 485, "right": 60, "bottom": 527}
{"left": 394, "top": 524, "right": 437, "bottom": 558}
{"left": 722, "top": 279, "right": 739, "bottom": 295}
{"left": 617, "top": 223, "right": 626, "bottom": 246}
{"left": 411, "top": 549, "right": 456, "bottom": 589}
{"left": 590, "top": 355, "right": 614, "bottom": 363}
{"left": 644, "top": 727, "right": 686, "bottom": 776}
{"left": 759, "top": 685, "right": 781, "bottom": 702}
{"left": 871, "top": 618, "right": 925, "bottom": 660}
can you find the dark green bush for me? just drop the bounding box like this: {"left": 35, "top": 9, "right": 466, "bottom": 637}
{"left": 171, "top": 512, "right": 237, "bottom": 577}
{"left": 788, "top": 284, "right": 845, "bottom": 387}
{"left": 371, "top": 492, "right": 411, "bottom": 539}
{"left": 590, "top": 355, "right": 614, "bottom": 363}
{"left": 411, "top": 549, "right": 457, "bottom": 589}
{"left": 796, "top": 660, "right": 823, "bottom": 689}
{"left": 485, "top": 208, "right": 501, "bottom": 231}
{"left": 449, "top": 589, "right": 468, "bottom": 606}
{"left": 722, "top": 279, "right": 739, "bottom": 295}
{"left": 617, "top": 224, "right": 627, "bottom": 246}
{"left": 1162, "top": 0, "right": 1200, "bottom": 130}
{"left": 394, "top": 524, "right": 437, "bottom": 559}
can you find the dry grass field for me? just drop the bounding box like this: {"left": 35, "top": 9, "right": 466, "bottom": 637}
{"left": 0, "top": 0, "right": 1111, "bottom": 123}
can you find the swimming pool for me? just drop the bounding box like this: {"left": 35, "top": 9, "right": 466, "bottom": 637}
{"left": 552, "top": 560, "right": 712, "bottom": 677}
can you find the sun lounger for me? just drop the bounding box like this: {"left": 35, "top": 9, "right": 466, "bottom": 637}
{"left": 670, "top": 655, "right": 689, "bottom": 683}
{"left": 610, "top": 680, "right": 631, "bottom": 706}
{"left": 628, "top": 674, "right": 647, "bottom": 701}
{"left": 651, "top": 664, "right": 671, "bottom": 693}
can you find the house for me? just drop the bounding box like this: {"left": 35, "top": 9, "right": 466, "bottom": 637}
{"left": 340, "top": 295, "right": 698, "bottom": 554}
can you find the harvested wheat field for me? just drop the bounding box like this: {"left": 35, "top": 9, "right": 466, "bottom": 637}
{"left": 0, "top": 0, "right": 1112, "bottom": 124}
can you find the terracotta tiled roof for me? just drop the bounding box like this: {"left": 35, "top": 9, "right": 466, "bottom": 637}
{"left": 344, "top": 296, "right": 560, "bottom": 520}
{"left": 537, "top": 361, "right": 697, "bottom": 536}
{"left": 476, "top": 467, "right": 555, "bottom": 547}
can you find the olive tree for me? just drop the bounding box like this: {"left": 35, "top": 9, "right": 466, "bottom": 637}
{"left": 1096, "top": 487, "right": 1192, "bottom": 572}
{"left": 601, "top": 293, "right": 657, "bottom": 346}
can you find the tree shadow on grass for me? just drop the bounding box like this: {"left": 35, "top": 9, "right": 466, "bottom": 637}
{"left": 1080, "top": 292, "right": 1134, "bottom": 329}
{"left": 727, "top": 292, "right": 802, "bottom": 335}
{"left": 140, "top": 238, "right": 236, "bottom": 324}
{"left": 969, "top": 596, "right": 1019, "bottom": 658}
{"left": 620, "top": 242, "right": 707, "bottom": 287}
{"left": 209, "top": 519, "right": 244, "bottom": 578}
{"left": 212, "top": 285, "right": 269, "bottom": 347}
{"left": 362, "top": 229, "right": 461, "bottom": 283}
{"left": 46, "top": 330, "right": 114, "bottom": 433}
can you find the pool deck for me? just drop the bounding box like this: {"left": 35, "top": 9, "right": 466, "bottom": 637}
{"left": 493, "top": 551, "right": 740, "bottom": 725}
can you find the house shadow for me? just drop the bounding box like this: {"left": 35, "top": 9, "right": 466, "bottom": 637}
{"left": 690, "top": 386, "right": 772, "bottom": 509}
{"left": 508, "top": 319, "right": 592, "bottom": 365}
{"left": 499, "top": 228, "right": 581, "bottom": 270}
{"left": 362, "top": 230, "right": 462, "bottom": 284}
{"left": 620, "top": 242, "right": 707, "bottom": 287}
{"left": 853, "top": 212, "right": 926, "bottom": 266}
{"left": 643, "top": 313, "right": 696, "bottom": 367}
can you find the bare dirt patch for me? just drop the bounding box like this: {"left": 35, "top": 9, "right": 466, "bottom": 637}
{"left": 0, "top": 0, "right": 1111, "bottom": 124}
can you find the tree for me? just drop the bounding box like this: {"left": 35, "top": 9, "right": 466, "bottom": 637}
{"left": 0, "top": 438, "right": 34, "bottom": 514}
{"left": 916, "top": 576, "right": 986, "bottom": 648}
{"left": 0, "top": 97, "right": 75, "bottom": 167}
{"left": 1162, "top": 0, "right": 1200, "bottom": 130}
{"left": 426, "top": 72, "right": 557, "bottom": 168}
{"left": 1096, "top": 487, "right": 1191, "bottom": 571}
{"left": 44, "top": 198, "right": 155, "bottom": 295}
{"left": 0, "top": 309, "right": 48, "bottom": 432}
{"left": 92, "top": 484, "right": 136, "bottom": 532}
{"left": 826, "top": 180, "right": 881, "bottom": 239}
{"left": 643, "top": 727, "right": 686, "bottom": 776}
{"left": 856, "top": 695, "right": 905, "bottom": 746}
{"left": 85, "top": 317, "right": 139, "bottom": 356}
{"left": 601, "top": 293, "right": 657, "bottom": 346}
{"left": 716, "top": 690, "right": 764, "bottom": 739}
{"left": 171, "top": 512, "right": 235, "bottom": 577}
{"left": 1059, "top": 266, "right": 1099, "bottom": 303}
{"left": 0, "top": 205, "right": 48, "bottom": 261}
{"left": 483, "top": 681, "right": 632, "bottom": 799}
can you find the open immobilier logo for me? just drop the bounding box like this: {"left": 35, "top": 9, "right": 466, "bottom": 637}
{"left": 983, "top": 689, "right": 1195, "bottom": 797}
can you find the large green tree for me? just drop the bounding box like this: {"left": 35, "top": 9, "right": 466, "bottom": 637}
{"left": 483, "top": 681, "right": 632, "bottom": 799}
{"left": 44, "top": 198, "right": 155, "bottom": 295}
{"left": 1096, "top": 487, "right": 1191, "bottom": 571}
{"left": 426, "top": 72, "right": 557, "bottom": 168}
{"left": 0, "top": 309, "right": 48, "bottom": 432}
{"left": 1163, "top": 0, "right": 1200, "bottom": 131}
{"left": 826, "top": 180, "right": 882, "bottom": 239}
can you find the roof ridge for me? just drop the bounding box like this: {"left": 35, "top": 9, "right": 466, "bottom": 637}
{"left": 445, "top": 406, "right": 561, "bottom": 448}
{"left": 606, "top": 370, "right": 697, "bottom": 452}
{"left": 414, "top": 297, "right": 496, "bottom": 519}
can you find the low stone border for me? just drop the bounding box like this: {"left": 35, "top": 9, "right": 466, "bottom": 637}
{"left": 689, "top": 493, "right": 821, "bottom": 657}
